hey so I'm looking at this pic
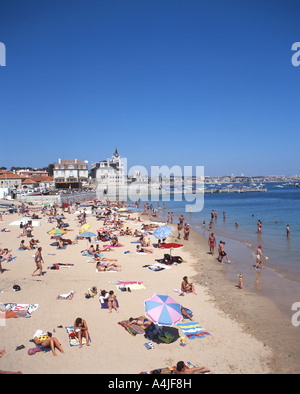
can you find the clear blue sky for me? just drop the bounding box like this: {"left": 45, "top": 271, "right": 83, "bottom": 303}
{"left": 0, "top": 0, "right": 299, "bottom": 176}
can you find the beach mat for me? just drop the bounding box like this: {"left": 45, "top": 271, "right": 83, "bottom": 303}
{"left": 3, "top": 303, "right": 39, "bottom": 318}
{"left": 65, "top": 326, "right": 91, "bottom": 347}
{"left": 177, "top": 322, "right": 211, "bottom": 340}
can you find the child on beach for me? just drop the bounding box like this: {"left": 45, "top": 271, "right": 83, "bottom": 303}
{"left": 237, "top": 274, "right": 244, "bottom": 289}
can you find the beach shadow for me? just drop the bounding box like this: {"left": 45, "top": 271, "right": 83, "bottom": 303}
{"left": 150, "top": 327, "right": 180, "bottom": 345}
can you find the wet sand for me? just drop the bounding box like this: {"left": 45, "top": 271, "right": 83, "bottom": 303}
{"left": 184, "top": 226, "right": 300, "bottom": 374}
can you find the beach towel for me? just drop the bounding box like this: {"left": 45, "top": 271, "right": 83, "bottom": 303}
{"left": 114, "top": 281, "right": 145, "bottom": 291}
{"left": 143, "top": 263, "right": 172, "bottom": 272}
{"left": 100, "top": 299, "right": 119, "bottom": 309}
{"left": 176, "top": 322, "right": 211, "bottom": 340}
{"left": 65, "top": 326, "right": 91, "bottom": 347}
{"left": 118, "top": 316, "right": 149, "bottom": 336}
{"left": 3, "top": 303, "right": 39, "bottom": 318}
{"left": 173, "top": 288, "right": 189, "bottom": 296}
{"left": 56, "top": 291, "right": 75, "bottom": 300}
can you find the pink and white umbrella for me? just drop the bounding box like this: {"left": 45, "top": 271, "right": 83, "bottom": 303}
{"left": 144, "top": 294, "right": 182, "bottom": 326}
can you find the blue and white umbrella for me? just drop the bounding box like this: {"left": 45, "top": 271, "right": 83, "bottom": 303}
{"left": 153, "top": 225, "right": 173, "bottom": 239}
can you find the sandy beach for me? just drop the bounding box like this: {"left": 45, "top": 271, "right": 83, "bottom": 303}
{"left": 0, "top": 201, "right": 298, "bottom": 374}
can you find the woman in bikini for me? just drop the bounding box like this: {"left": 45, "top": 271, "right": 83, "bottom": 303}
{"left": 107, "top": 291, "right": 119, "bottom": 313}
{"left": 34, "top": 333, "right": 64, "bottom": 356}
{"left": 127, "top": 317, "right": 152, "bottom": 327}
{"left": 74, "top": 317, "right": 90, "bottom": 348}
{"left": 181, "top": 276, "right": 197, "bottom": 295}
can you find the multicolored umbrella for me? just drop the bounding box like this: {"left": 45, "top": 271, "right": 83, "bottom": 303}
{"left": 153, "top": 225, "right": 173, "bottom": 239}
{"left": 144, "top": 294, "right": 182, "bottom": 327}
{"left": 47, "top": 228, "right": 66, "bottom": 235}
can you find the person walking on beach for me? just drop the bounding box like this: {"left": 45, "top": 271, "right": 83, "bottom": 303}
{"left": 286, "top": 224, "right": 290, "bottom": 238}
{"left": 208, "top": 233, "right": 216, "bottom": 256}
{"left": 219, "top": 241, "right": 231, "bottom": 264}
{"left": 254, "top": 245, "right": 266, "bottom": 271}
{"left": 32, "top": 247, "right": 44, "bottom": 277}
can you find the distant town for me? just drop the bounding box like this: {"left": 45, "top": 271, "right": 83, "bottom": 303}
{"left": 0, "top": 149, "right": 299, "bottom": 200}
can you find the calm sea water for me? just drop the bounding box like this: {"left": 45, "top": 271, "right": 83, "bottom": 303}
{"left": 150, "top": 183, "right": 300, "bottom": 282}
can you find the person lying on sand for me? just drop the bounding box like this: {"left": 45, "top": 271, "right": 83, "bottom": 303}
{"left": 127, "top": 317, "right": 152, "bottom": 328}
{"left": 107, "top": 291, "right": 119, "bottom": 313}
{"left": 136, "top": 245, "right": 153, "bottom": 254}
{"left": 173, "top": 361, "right": 210, "bottom": 374}
{"left": 34, "top": 332, "right": 65, "bottom": 356}
{"left": 96, "top": 261, "right": 121, "bottom": 272}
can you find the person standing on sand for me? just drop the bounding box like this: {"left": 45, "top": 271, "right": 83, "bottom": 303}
{"left": 177, "top": 222, "right": 183, "bottom": 239}
{"left": 208, "top": 233, "right": 216, "bottom": 256}
{"left": 32, "top": 247, "right": 44, "bottom": 277}
{"left": 184, "top": 223, "right": 190, "bottom": 240}
{"left": 254, "top": 245, "right": 266, "bottom": 271}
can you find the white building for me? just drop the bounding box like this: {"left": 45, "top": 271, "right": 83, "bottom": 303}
{"left": 90, "top": 148, "right": 126, "bottom": 188}
{"left": 53, "top": 159, "right": 89, "bottom": 189}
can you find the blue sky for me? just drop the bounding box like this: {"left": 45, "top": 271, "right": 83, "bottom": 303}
{"left": 0, "top": 0, "right": 299, "bottom": 176}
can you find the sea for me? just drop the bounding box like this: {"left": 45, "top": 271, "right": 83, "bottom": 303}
{"left": 137, "top": 183, "right": 300, "bottom": 319}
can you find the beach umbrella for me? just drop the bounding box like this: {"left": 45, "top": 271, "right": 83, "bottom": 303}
{"left": 153, "top": 225, "right": 173, "bottom": 240}
{"left": 79, "top": 231, "right": 96, "bottom": 238}
{"left": 158, "top": 242, "right": 184, "bottom": 256}
{"left": 144, "top": 294, "right": 182, "bottom": 327}
{"left": 118, "top": 207, "right": 141, "bottom": 212}
{"left": 79, "top": 223, "right": 91, "bottom": 233}
{"left": 47, "top": 228, "right": 66, "bottom": 235}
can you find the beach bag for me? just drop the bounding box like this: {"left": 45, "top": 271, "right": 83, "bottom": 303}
{"left": 158, "top": 331, "right": 174, "bottom": 344}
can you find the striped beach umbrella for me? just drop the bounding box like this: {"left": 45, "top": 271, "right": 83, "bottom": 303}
{"left": 47, "top": 228, "right": 66, "bottom": 235}
{"left": 144, "top": 294, "right": 182, "bottom": 327}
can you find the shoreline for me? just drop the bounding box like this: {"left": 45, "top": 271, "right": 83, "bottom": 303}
{"left": 177, "top": 225, "right": 300, "bottom": 374}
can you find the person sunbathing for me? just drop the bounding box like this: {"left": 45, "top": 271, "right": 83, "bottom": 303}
{"left": 29, "top": 238, "right": 38, "bottom": 249}
{"left": 127, "top": 317, "right": 152, "bottom": 328}
{"left": 34, "top": 333, "right": 64, "bottom": 356}
{"left": 180, "top": 276, "right": 197, "bottom": 295}
{"left": 136, "top": 245, "right": 153, "bottom": 254}
{"left": 110, "top": 238, "right": 123, "bottom": 247}
{"left": 74, "top": 318, "right": 90, "bottom": 348}
{"left": 19, "top": 240, "right": 30, "bottom": 250}
{"left": 57, "top": 239, "right": 65, "bottom": 249}
{"left": 88, "top": 245, "right": 97, "bottom": 255}
{"left": 107, "top": 291, "right": 119, "bottom": 313}
{"left": 173, "top": 361, "right": 210, "bottom": 374}
{"left": 0, "top": 248, "right": 12, "bottom": 262}
{"left": 96, "top": 261, "right": 121, "bottom": 272}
